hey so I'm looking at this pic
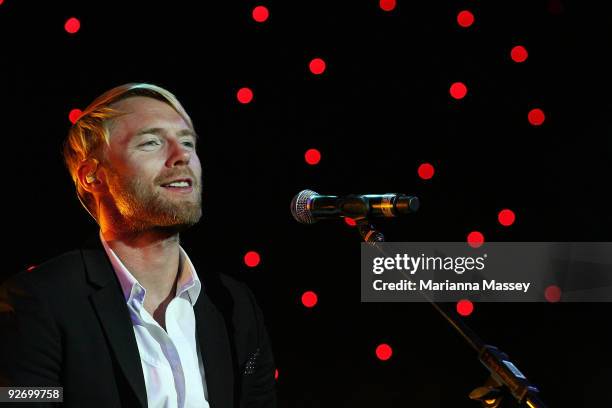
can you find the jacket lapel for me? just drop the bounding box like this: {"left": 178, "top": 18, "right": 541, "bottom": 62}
{"left": 194, "top": 290, "right": 235, "bottom": 408}
{"left": 81, "top": 235, "right": 148, "bottom": 408}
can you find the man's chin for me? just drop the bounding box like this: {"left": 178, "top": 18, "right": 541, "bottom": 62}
{"left": 127, "top": 207, "right": 202, "bottom": 234}
{"left": 140, "top": 216, "right": 201, "bottom": 235}
{"left": 161, "top": 210, "right": 202, "bottom": 231}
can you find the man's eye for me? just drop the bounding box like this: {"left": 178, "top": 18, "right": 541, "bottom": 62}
{"left": 182, "top": 141, "right": 195, "bottom": 148}
{"left": 141, "top": 140, "right": 160, "bottom": 147}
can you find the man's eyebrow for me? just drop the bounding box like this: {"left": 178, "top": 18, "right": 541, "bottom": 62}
{"left": 134, "top": 127, "right": 199, "bottom": 139}
{"left": 177, "top": 129, "right": 199, "bottom": 139}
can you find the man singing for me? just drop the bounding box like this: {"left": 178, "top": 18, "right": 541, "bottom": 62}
{"left": 0, "top": 83, "right": 277, "bottom": 408}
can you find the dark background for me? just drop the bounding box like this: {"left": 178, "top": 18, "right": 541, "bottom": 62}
{"left": 1, "top": 0, "right": 611, "bottom": 406}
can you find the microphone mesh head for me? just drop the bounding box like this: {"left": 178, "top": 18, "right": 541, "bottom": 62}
{"left": 290, "top": 189, "right": 319, "bottom": 224}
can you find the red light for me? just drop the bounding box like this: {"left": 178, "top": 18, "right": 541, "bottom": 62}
{"left": 498, "top": 209, "right": 516, "bottom": 226}
{"left": 457, "top": 299, "right": 474, "bottom": 316}
{"left": 379, "top": 0, "right": 396, "bottom": 12}
{"left": 26, "top": 265, "right": 37, "bottom": 272}
{"left": 0, "top": 0, "right": 5, "bottom": 6}
{"left": 344, "top": 217, "right": 357, "bottom": 227}
{"left": 65, "top": 17, "right": 81, "bottom": 34}
{"left": 244, "top": 251, "right": 261, "bottom": 267}
{"left": 418, "top": 162, "right": 435, "bottom": 180}
{"left": 69, "top": 108, "right": 83, "bottom": 124}
{"left": 450, "top": 82, "right": 468, "bottom": 99}
{"left": 457, "top": 10, "right": 474, "bottom": 28}
{"left": 547, "top": 0, "right": 564, "bottom": 14}
{"left": 305, "top": 148, "right": 321, "bottom": 165}
{"left": 510, "top": 45, "right": 528, "bottom": 63}
{"left": 252, "top": 5, "right": 269, "bottom": 22}
{"left": 302, "top": 291, "right": 318, "bottom": 308}
{"left": 376, "top": 344, "right": 393, "bottom": 361}
{"left": 545, "top": 285, "right": 561, "bottom": 302}
{"left": 274, "top": 369, "right": 279, "bottom": 380}
{"left": 309, "top": 58, "right": 326, "bottom": 75}
{"left": 237, "top": 87, "right": 254, "bottom": 104}
{"left": 467, "top": 231, "right": 484, "bottom": 248}
{"left": 528, "top": 108, "right": 545, "bottom": 126}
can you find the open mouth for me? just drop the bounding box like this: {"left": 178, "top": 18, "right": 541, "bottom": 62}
{"left": 160, "top": 178, "right": 193, "bottom": 193}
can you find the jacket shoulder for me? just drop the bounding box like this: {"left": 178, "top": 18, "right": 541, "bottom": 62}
{"left": 204, "top": 272, "right": 264, "bottom": 326}
{"left": 213, "top": 273, "right": 257, "bottom": 310}
{"left": 2, "top": 249, "right": 85, "bottom": 295}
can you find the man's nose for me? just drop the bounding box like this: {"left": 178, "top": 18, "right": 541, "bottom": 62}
{"left": 166, "top": 140, "right": 191, "bottom": 167}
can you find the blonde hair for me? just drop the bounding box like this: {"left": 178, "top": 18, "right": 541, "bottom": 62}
{"left": 63, "top": 83, "right": 194, "bottom": 222}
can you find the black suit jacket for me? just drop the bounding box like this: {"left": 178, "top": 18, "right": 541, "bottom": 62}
{"left": 0, "top": 234, "right": 277, "bottom": 408}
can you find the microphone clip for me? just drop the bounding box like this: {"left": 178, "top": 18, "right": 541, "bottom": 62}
{"left": 354, "top": 217, "right": 385, "bottom": 243}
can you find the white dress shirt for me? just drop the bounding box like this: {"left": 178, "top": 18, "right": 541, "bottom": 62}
{"left": 99, "top": 231, "right": 210, "bottom": 408}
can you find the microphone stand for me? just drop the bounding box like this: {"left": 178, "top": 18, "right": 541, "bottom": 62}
{"left": 354, "top": 218, "right": 548, "bottom": 408}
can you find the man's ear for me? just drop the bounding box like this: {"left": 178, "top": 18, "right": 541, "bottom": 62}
{"left": 77, "top": 158, "right": 104, "bottom": 194}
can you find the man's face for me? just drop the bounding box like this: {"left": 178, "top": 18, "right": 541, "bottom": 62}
{"left": 100, "top": 96, "right": 202, "bottom": 233}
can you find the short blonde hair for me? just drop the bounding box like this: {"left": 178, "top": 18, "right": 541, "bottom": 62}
{"left": 63, "top": 83, "right": 194, "bottom": 221}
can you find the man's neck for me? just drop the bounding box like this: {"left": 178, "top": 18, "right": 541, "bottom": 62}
{"left": 100, "top": 228, "right": 181, "bottom": 309}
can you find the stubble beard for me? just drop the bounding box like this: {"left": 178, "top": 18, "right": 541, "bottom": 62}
{"left": 105, "top": 168, "right": 202, "bottom": 235}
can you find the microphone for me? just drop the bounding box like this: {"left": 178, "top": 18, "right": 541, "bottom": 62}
{"left": 291, "top": 189, "right": 420, "bottom": 224}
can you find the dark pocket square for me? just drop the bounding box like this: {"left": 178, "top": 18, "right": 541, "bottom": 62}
{"left": 243, "top": 348, "right": 260, "bottom": 375}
